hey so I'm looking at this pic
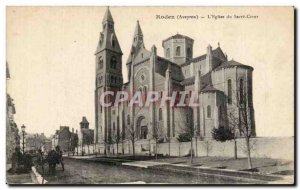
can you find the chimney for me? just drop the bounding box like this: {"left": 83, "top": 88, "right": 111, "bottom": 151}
{"left": 72, "top": 128, "right": 74, "bottom": 133}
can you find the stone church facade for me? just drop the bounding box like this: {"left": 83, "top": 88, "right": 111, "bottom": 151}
{"left": 94, "top": 8, "right": 256, "bottom": 146}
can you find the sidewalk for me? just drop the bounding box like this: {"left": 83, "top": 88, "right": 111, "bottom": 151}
{"left": 122, "top": 160, "right": 293, "bottom": 184}
{"left": 65, "top": 155, "right": 294, "bottom": 184}
{"left": 6, "top": 172, "right": 34, "bottom": 184}
{"left": 6, "top": 164, "right": 35, "bottom": 185}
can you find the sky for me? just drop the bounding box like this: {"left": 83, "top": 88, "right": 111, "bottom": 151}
{"left": 6, "top": 7, "right": 294, "bottom": 137}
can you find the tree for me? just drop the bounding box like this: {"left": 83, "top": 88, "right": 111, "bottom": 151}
{"left": 70, "top": 133, "right": 79, "bottom": 156}
{"left": 228, "top": 81, "right": 255, "bottom": 169}
{"left": 238, "top": 100, "right": 254, "bottom": 169}
{"left": 126, "top": 123, "right": 138, "bottom": 157}
{"left": 150, "top": 121, "right": 164, "bottom": 159}
{"left": 228, "top": 113, "right": 240, "bottom": 159}
{"left": 177, "top": 109, "right": 194, "bottom": 164}
{"left": 112, "top": 129, "right": 121, "bottom": 156}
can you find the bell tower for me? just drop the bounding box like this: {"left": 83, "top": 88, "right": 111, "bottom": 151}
{"left": 162, "top": 33, "right": 194, "bottom": 65}
{"left": 95, "top": 7, "right": 123, "bottom": 144}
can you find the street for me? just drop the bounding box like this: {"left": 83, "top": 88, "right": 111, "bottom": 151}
{"left": 39, "top": 158, "right": 240, "bottom": 184}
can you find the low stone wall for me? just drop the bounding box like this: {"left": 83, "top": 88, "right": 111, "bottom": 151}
{"left": 76, "top": 137, "right": 294, "bottom": 161}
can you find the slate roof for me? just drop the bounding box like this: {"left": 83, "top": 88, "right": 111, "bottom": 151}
{"left": 181, "top": 47, "right": 226, "bottom": 67}
{"left": 162, "top": 33, "right": 194, "bottom": 46}
{"left": 6, "top": 62, "right": 10, "bottom": 79}
{"left": 181, "top": 54, "right": 207, "bottom": 66}
{"left": 201, "top": 85, "right": 222, "bottom": 93}
{"left": 157, "top": 56, "right": 181, "bottom": 69}
{"left": 102, "top": 7, "right": 114, "bottom": 24}
{"left": 134, "top": 21, "right": 143, "bottom": 36}
{"left": 80, "top": 116, "right": 89, "bottom": 124}
{"left": 214, "top": 60, "right": 253, "bottom": 71}
{"left": 180, "top": 71, "right": 212, "bottom": 88}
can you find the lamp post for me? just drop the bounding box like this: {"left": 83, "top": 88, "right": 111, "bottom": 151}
{"left": 21, "top": 124, "right": 26, "bottom": 154}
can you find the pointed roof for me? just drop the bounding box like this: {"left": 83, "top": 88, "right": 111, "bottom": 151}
{"left": 102, "top": 7, "right": 114, "bottom": 23}
{"left": 6, "top": 61, "right": 10, "bottom": 79}
{"left": 134, "top": 20, "right": 143, "bottom": 36}
{"left": 80, "top": 116, "right": 89, "bottom": 124}
{"left": 126, "top": 21, "right": 145, "bottom": 64}
{"left": 95, "top": 7, "right": 122, "bottom": 55}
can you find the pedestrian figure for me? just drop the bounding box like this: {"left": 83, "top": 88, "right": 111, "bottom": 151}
{"left": 36, "top": 149, "right": 44, "bottom": 166}
{"left": 10, "top": 147, "right": 23, "bottom": 174}
{"left": 55, "top": 146, "right": 64, "bottom": 171}
{"left": 47, "top": 149, "right": 58, "bottom": 175}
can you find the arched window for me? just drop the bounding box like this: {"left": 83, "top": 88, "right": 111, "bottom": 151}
{"left": 166, "top": 48, "right": 170, "bottom": 57}
{"left": 98, "top": 56, "right": 103, "bottom": 69}
{"left": 110, "top": 56, "right": 117, "bottom": 69}
{"left": 111, "top": 76, "right": 114, "bottom": 84}
{"left": 207, "top": 105, "right": 211, "bottom": 118}
{"left": 143, "top": 86, "right": 147, "bottom": 101}
{"left": 176, "top": 46, "right": 181, "bottom": 56}
{"left": 227, "top": 79, "right": 232, "bottom": 104}
{"left": 159, "top": 108, "right": 163, "bottom": 121}
{"left": 117, "top": 116, "right": 120, "bottom": 138}
{"left": 240, "top": 79, "right": 244, "bottom": 104}
{"left": 187, "top": 47, "right": 192, "bottom": 58}
{"left": 218, "top": 106, "right": 222, "bottom": 124}
{"left": 113, "top": 122, "right": 115, "bottom": 132}
{"left": 98, "top": 76, "right": 103, "bottom": 85}
{"left": 127, "top": 115, "right": 130, "bottom": 125}
{"left": 112, "top": 38, "right": 116, "bottom": 48}
{"left": 111, "top": 33, "right": 116, "bottom": 48}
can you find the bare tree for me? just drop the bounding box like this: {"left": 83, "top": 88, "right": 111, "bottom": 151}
{"left": 112, "top": 129, "right": 121, "bottom": 156}
{"left": 149, "top": 121, "right": 164, "bottom": 159}
{"left": 120, "top": 130, "right": 126, "bottom": 155}
{"left": 177, "top": 109, "right": 194, "bottom": 164}
{"left": 228, "top": 82, "right": 255, "bottom": 169}
{"left": 126, "top": 123, "right": 138, "bottom": 157}
{"left": 228, "top": 113, "right": 240, "bottom": 159}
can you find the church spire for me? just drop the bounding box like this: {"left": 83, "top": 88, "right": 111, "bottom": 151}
{"left": 102, "top": 7, "right": 114, "bottom": 24}
{"left": 95, "top": 7, "right": 122, "bottom": 55}
{"left": 126, "top": 20, "right": 145, "bottom": 63}
{"left": 134, "top": 20, "right": 143, "bottom": 37}
{"left": 133, "top": 20, "right": 144, "bottom": 48}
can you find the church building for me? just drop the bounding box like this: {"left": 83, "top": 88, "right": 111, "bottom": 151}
{"left": 94, "top": 7, "right": 256, "bottom": 147}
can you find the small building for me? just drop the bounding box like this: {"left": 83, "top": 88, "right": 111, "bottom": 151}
{"left": 79, "top": 117, "right": 94, "bottom": 146}
{"left": 25, "top": 133, "right": 46, "bottom": 151}
{"left": 53, "top": 126, "right": 77, "bottom": 153}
